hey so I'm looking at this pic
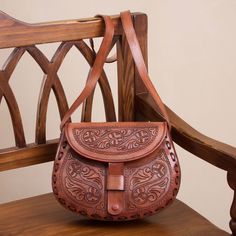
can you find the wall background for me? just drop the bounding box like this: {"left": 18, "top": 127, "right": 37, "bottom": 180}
{"left": 0, "top": 0, "right": 235, "bottom": 233}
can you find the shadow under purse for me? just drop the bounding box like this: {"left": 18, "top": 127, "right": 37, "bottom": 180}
{"left": 52, "top": 10, "right": 181, "bottom": 221}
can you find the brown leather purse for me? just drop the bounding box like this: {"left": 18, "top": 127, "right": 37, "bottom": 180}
{"left": 52, "top": 11, "right": 181, "bottom": 221}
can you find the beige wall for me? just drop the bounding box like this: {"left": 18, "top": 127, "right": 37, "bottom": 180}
{"left": 0, "top": 0, "right": 235, "bottom": 233}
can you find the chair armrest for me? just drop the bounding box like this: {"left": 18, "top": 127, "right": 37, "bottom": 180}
{"left": 135, "top": 93, "right": 236, "bottom": 173}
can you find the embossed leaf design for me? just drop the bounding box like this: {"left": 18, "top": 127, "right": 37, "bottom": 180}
{"left": 81, "top": 166, "right": 103, "bottom": 189}
{"left": 131, "top": 177, "right": 169, "bottom": 205}
{"left": 135, "top": 130, "right": 150, "bottom": 143}
{"left": 83, "top": 130, "right": 100, "bottom": 144}
{"left": 85, "top": 186, "right": 101, "bottom": 203}
{"left": 97, "top": 139, "right": 111, "bottom": 149}
{"left": 67, "top": 162, "right": 81, "bottom": 177}
{"left": 132, "top": 186, "right": 148, "bottom": 204}
{"left": 72, "top": 127, "right": 159, "bottom": 153}
{"left": 130, "top": 167, "right": 153, "bottom": 189}
{"left": 65, "top": 177, "right": 85, "bottom": 201}
{"left": 152, "top": 162, "right": 167, "bottom": 180}
{"left": 147, "top": 177, "right": 169, "bottom": 202}
{"left": 118, "top": 139, "right": 139, "bottom": 150}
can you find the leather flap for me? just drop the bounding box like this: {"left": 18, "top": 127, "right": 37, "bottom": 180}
{"left": 65, "top": 122, "right": 167, "bottom": 163}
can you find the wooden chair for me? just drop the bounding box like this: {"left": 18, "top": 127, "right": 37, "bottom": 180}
{"left": 0, "top": 11, "right": 235, "bottom": 236}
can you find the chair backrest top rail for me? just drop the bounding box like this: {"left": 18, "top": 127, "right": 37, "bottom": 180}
{"left": 0, "top": 11, "right": 144, "bottom": 49}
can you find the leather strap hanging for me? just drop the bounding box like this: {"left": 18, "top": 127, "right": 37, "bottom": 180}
{"left": 120, "top": 11, "right": 169, "bottom": 124}
{"left": 60, "top": 15, "right": 114, "bottom": 129}
{"left": 61, "top": 11, "right": 169, "bottom": 129}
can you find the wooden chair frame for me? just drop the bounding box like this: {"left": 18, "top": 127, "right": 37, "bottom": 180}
{"left": 0, "top": 11, "right": 235, "bottom": 235}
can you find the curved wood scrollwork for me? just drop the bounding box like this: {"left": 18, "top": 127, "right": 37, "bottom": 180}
{"left": 0, "top": 40, "right": 116, "bottom": 146}
{"left": 31, "top": 42, "right": 73, "bottom": 144}
{"left": 0, "top": 48, "right": 26, "bottom": 147}
{"left": 35, "top": 40, "right": 116, "bottom": 144}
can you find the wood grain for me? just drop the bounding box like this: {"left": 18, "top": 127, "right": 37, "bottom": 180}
{"left": 133, "top": 13, "right": 148, "bottom": 95}
{"left": 117, "top": 24, "right": 135, "bottom": 121}
{"left": 35, "top": 42, "right": 72, "bottom": 144}
{"left": 0, "top": 193, "right": 229, "bottom": 236}
{"left": 228, "top": 172, "right": 236, "bottom": 235}
{"left": 0, "top": 47, "right": 26, "bottom": 146}
{"left": 0, "top": 11, "right": 125, "bottom": 49}
{"left": 135, "top": 93, "right": 236, "bottom": 173}
{"left": 0, "top": 140, "right": 58, "bottom": 171}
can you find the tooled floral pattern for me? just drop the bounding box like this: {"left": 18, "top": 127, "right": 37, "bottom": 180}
{"left": 72, "top": 127, "right": 158, "bottom": 153}
{"left": 63, "top": 155, "right": 105, "bottom": 208}
{"left": 125, "top": 150, "right": 170, "bottom": 210}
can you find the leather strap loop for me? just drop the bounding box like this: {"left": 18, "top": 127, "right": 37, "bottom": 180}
{"left": 61, "top": 11, "right": 170, "bottom": 129}
{"left": 89, "top": 38, "right": 117, "bottom": 63}
{"left": 60, "top": 15, "right": 115, "bottom": 130}
{"left": 120, "top": 11, "right": 169, "bottom": 123}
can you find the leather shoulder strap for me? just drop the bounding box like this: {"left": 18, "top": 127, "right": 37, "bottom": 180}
{"left": 120, "top": 11, "right": 169, "bottom": 123}
{"left": 61, "top": 11, "right": 169, "bottom": 129}
{"left": 60, "top": 15, "right": 114, "bottom": 129}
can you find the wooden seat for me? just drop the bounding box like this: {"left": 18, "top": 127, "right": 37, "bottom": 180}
{"left": 0, "top": 11, "right": 235, "bottom": 236}
{"left": 0, "top": 193, "right": 229, "bottom": 236}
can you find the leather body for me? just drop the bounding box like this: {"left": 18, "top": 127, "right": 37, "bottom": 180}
{"left": 52, "top": 122, "right": 180, "bottom": 220}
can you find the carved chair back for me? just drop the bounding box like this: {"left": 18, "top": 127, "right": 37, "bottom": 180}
{"left": 0, "top": 11, "right": 147, "bottom": 172}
